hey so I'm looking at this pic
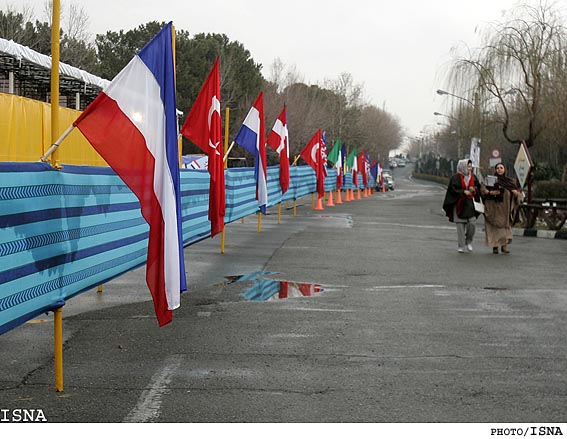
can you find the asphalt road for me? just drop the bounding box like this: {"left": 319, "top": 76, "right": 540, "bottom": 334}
{"left": 1, "top": 165, "right": 566, "bottom": 428}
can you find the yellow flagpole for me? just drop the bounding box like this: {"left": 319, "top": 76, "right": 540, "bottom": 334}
{"left": 54, "top": 307, "right": 63, "bottom": 392}
{"left": 172, "top": 25, "right": 183, "bottom": 167}
{"left": 50, "top": 0, "right": 61, "bottom": 169}
{"left": 221, "top": 107, "right": 229, "bottom": 254}
{"left": 50, "top": 0, "right": 64, "bottom": 393}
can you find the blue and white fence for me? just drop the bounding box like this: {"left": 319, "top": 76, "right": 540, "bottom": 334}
{"left": 0, "top": 162, "right": 370, "bottom": 334}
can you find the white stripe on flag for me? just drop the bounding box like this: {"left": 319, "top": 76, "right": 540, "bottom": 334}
{"left": 104, "top": 55, "right": 180, "bottom": 310}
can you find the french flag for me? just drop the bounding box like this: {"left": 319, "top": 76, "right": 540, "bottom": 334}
{"left": 234, "top": 92, "right": 267, "bottom": 213}
{"left": 73, "top": 22, "right": 186, "bottom": 327}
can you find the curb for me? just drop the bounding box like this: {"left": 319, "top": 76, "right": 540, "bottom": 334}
{"left": 513, "top": 228, "right": 567, "bottom": 240}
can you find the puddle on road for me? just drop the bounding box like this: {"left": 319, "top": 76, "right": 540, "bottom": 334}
{"left": 223, "top": 271, "right": 324, "bottom": 302}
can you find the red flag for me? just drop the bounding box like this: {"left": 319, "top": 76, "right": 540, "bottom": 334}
{"left": 266, "top": 105, "right": 290, "bottom": 194}
{"left": 180, "top": 58, "right": 225, "bottom": 237}
{"left": 300, "top": 129, "right": 319, "bottom": 170}
{"left": 300, "top": 129, "right": 325, "bottom": 198}
{"left": 358, "top": 150, "right": 368, "bottom": 187}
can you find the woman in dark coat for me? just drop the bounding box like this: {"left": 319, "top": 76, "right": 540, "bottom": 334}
{"left": 443, "top": 159, "right": 482, "bottom": 253}
{"left": 480, "top": 162, "right": 524, "bottom": 254}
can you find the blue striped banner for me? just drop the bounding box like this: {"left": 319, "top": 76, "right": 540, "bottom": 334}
{"left": 0, "top": 162, "right": 327, "bottom": 334}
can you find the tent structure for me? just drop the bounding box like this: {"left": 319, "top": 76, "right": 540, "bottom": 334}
{"left": 0, "top": 37, "right": 108, "bottom": 109}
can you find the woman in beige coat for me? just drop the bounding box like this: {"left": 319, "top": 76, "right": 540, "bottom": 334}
{"left": 481, "top": 163, "right": 524, "bottom": 254}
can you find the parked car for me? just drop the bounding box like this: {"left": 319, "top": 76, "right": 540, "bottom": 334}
{"left": 381, "top": 171, "right": 395, "bottom": 191}
{"left": 385, "top": 175, "right": 395, "bottom": 190}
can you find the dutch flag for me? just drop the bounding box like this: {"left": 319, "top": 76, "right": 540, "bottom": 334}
{"left": 74, "top": 22, "right": 186, "bottom": 327}
{"left": 234, "top": 92, "right": 268, "bottom": 213}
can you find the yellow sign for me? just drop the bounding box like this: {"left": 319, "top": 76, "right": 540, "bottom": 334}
{"left": 514, "top": 141, "right": 533, "bottom": 188}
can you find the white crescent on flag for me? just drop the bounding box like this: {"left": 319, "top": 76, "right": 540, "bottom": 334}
{"left": 311, "top": 142, "right": 319, "bottom": 163}
{"left": 208, "top": 95, "right": 221, "bottom": 154}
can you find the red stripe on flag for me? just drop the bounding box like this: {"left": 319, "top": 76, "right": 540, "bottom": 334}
{"left": 74, "top": 93, "right": 172, "bottom": 326}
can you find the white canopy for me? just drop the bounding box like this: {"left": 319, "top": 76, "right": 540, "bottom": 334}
{"left": 0, "top": 37, "right": 110, "bottom": 90}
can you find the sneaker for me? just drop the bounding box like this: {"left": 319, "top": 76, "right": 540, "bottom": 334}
{"left": 466, "top": 244, "right": 473, "bottom": 252}
{"left": 458, "top": 247, "right": 465, "bottom": 253}
{"left": 493, "top": 247, "right": 499, "bottom": 254}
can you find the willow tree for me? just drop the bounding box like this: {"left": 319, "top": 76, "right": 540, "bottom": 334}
{"left": 445, "top": 1, "right": 567, "bottom": 150}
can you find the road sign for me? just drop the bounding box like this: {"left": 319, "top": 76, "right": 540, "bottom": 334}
{"left": 489, "top": 158, "right": 501, "bottom": 167}
{"left": 489, "top": 149, "right": 501, "bottom": 167}
{"left": 514, "top": 141, "right": 533, "bottom": 188}
{"left": 470, "top": 137, "right": 481, "bottom": 168}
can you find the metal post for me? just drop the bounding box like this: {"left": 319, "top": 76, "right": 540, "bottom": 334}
{"left": 50, "top": 0, "right": 61, "bottom": 168}
{"left": 54, "top": 307, "right": 64, "bottom": 392}
{"left": 221, "top": 107, "right": 229, "bottom": 254}
{"left": 8, "top": 71, "right": 14, "bottom": 94}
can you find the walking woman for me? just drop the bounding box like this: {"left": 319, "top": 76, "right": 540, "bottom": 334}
{"left": 481, "top": 162, "right": 524, "bottom": 254}
{"left": 443, "top": 159, "right": 482, "bottom": 253}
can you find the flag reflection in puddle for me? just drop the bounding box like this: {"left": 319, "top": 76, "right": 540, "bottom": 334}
{"left": 231, "top": 271, "right": 323, "bottom": 302}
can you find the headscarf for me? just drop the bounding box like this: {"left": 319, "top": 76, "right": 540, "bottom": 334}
{"left": 443, "top": 160, "right": 476, "bottom": 221}
{"left": 457, "top": 159, "right": 472, "bottom": 185}
{"left": 494, "top": 163, "right": 521, "bottom": 192}
{"left": 456, "top": 159, "right": 469, "bottom": 176}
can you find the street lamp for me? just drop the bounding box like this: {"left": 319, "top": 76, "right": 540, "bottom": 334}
{"left": 436, "top": 89, "right": 475, "bottom": 107}
{"left": 433, "top": 111, "right": 458, "bottom": 121}
{"left": 433, "top": 111, "right": 462, "bottom": 158}
{"left": 437, "top": 88, "right": 481, "bottom": 138}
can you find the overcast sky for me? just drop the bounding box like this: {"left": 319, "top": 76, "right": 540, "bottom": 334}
{"left": 6, "top": 0, "right": 525, "bottom": 140}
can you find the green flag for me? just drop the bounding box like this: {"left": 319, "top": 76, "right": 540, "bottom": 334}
{"left": 327, "top": 138, "right": 341, "bottom": 165}
{"left": 346, "top": 147, "right": 357, "bottom": 169}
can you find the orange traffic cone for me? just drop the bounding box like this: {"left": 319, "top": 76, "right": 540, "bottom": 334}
{"left": 326, "top": 190, "right": 335, "bottom": 207}
{"left": 335, "top": 189, "right": 343, "bottom": 204}
{"left": 356, "top": 188, "right": 361, "bottom": 200}
{"left": 363, "top": 187, "right": 368, "bottom": 197}
{"left": 314, "top": 196, "right": 324, "bottom": 210}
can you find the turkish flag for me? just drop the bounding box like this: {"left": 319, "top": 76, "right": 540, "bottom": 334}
{"left": 358, "top": 151, "right": 368, "bottom": 187}
{"left": 181, "top": 58, "right": 225, "bottom": 237}
{"left": 300, "top": 129, "right": 325, "bottom": 198}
